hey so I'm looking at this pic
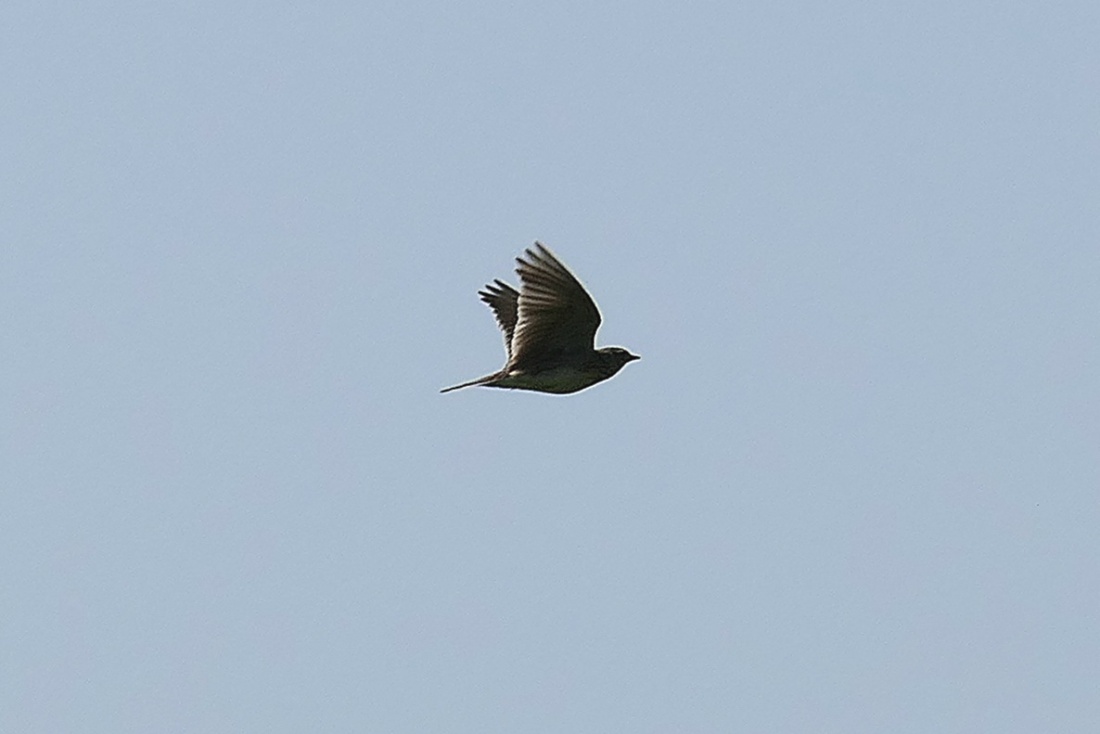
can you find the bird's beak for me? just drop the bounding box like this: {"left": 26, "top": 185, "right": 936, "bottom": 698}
{"left": 628, "top": 353, "right": 640, "bottom": 361}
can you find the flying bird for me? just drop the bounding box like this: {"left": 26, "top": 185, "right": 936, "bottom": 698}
{"left": 441, "top": 242, "right": 639, "bottom": 394}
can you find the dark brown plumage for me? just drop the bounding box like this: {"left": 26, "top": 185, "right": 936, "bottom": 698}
{"left": 441, "top": 242, "right": 639, "bottom": 394}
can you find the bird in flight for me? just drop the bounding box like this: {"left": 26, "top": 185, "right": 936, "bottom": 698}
{"left": 441, "top": 242, "right": 639, "bottom": 394}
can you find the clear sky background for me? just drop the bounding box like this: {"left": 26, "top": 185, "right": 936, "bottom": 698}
{"left": 3, "top": 2, "right": 1098, "bottom": 732}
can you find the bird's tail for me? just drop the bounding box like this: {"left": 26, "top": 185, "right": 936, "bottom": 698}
{"left": 439, "top": 373, "right": 499, "bottom": 393}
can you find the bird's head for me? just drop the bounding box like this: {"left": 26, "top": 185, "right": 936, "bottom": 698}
{"left": 596, "top": 346, "right": 640, "bottom": 376}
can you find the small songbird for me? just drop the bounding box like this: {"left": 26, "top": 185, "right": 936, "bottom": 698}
{"left": 441, "top": 242, "right": 639, "bottom": 394}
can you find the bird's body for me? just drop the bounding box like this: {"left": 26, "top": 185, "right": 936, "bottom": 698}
{"left": 441, "top": 348, "right": 637, "bottom": 394}
{"left": 441, "top": 243, "right": 639, "bottom": 395}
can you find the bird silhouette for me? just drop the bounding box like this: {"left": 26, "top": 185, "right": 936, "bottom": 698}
{"left": 441, "top": 242, "right": 639, "bottom": 394}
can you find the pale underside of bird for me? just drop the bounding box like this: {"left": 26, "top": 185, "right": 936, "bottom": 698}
{"left": 441, "top": 242, "right": 639, "bottom": 394}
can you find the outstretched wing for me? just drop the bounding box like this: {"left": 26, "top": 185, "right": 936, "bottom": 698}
{"left": 509, "top": 242, "right": 602, "bottom": 368}
{"left": 477, "top": 279, "right": 520, "bottom": 360}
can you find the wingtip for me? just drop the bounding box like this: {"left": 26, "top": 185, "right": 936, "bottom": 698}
{"left": 518, "top": 241, "right": 556, "bottom": 271}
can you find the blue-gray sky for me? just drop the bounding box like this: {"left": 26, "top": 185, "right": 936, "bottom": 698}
{"left": 3, "top": 2, "right": 1098, "bottom": 732}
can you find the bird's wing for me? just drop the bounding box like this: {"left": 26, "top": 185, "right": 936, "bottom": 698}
{"left": 477, "top": 279, "right": 520, "bottom": 360}
{"left": 509, "top": 242, "right": 602, "bottom": 368}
